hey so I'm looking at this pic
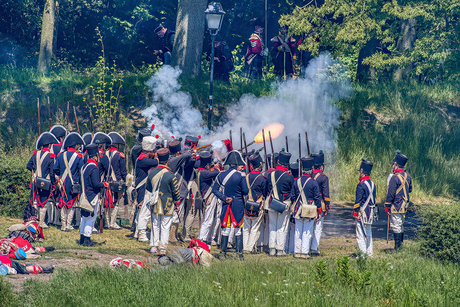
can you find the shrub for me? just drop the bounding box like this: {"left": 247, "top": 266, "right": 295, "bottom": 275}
{"left": 419, "top": 203, "right": 460, "bottom": 263}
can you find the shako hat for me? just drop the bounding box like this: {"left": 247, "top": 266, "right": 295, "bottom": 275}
{"left": 393, "top": 150, "right": 408, "bottom": 167}
{"left": 311, "top": 151, "right": 325, "bottom": 166}
{"left": 137, "top": 128, "right": 151, "bottom": 142}
{"left": 278, "top": 151, "right": 291, "bottom": 165}
{"left": 36, "top": 132, "right": 59, "bottom": 149}
{"left": 154, "top": 23, "right": 165, "bottom": 34}
{"left": 224, "top": 150, "right": 246, "bottom": 166}
{"left": 49, "top": 125, "right": 66, "bottom": 139}
{"left": 108, "top": 132, "right": 125, "bottom": 145}
{"left": 142, "top": 136, "right": 158, "bottom": 151}
{"left": 157, "top": 148, "right": 170, "bottom": 163}
{"left": 168, "top": 140, "right": 182, "bottom": 155}
{"left": 198, "top": 151, "right": 213, "bottom": 167}
{"left": 63, "top": 132, "right": 84, "bottom": 149}
{"left": 301, "top": 156, "right": 314, "bottom": 171}
{"left": 249, "top": 152, "right": 264, "bottom": 169}
{"left": 91, "top": 132, "right": 112, "bottom": 146}
{"left": 359, "top": 159, "right": 373, "bottom": 174}
{"left": 184, "top": 136, "right": 199, "bottom": 150}
{"left": 290, "top": 162, "right": 299, "bottom": 178}
{"left": 85, "top": 144, "right": 99, "bottom": 158}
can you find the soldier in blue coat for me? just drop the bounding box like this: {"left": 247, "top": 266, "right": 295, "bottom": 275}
{"left": 212, "top": 151, "right": 249, "bottom": 259}
{"left": 134, "top": 136, "right": 159, "bottom": 242}
{"left": 291, "top": 157, "right": 322, "bottom": 258}
{"left": 54, "top": 133, "right": 84, "bottom": 231}
{"left": 79, "top": 144, "right": 109, "bottom": 247}
{"left": 385, "top": 152, "right": 412, "bottom": 250}
{"left": 196, "top": 151, "right": 221, "bottom": 245}
{"left": 242, "top": 153, "right": 267, "bottom": 253}
{"left": 310, "top": 151, "right": 331, "bottom": 256}
{"left": 106, "top": 132, "right": 128, "bottom": 229}
{"left": 353, "top": 159, "right": 377, "bottom": 257}
{"left": 26, "top": 132, "right": 59, "bottom": 228}
{"left": 267, "top": 151, "right": 294, "bottom": 257}
{"left": 49, "top": 125, "right": 67, "bottom": 226}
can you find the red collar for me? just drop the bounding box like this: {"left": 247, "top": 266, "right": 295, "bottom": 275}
{"left": 138, "top": 152, "right": 147, "bottom": 160}
{"left": 98, "top": 148, "right": 104, "bottom": 153}
{"left": 313, "top": 169, "right": 322, "bottom": 174}
{"left": 87, "top": 158, "right": 98, "bottom": 167}
{"left": 302, "top": 174, "right": 312, "bottom": 177}
{"left": 42, "top": 147, "right": 50, "bottom": 152}
{"left": 393, "top": 168, "right": 404, "bottom": 173}
{"left": 67, "top": 148, "right": 78, "bottom": 153}
{"left": 360, "top": 176, "right": 370, "bottom": 182}
{"left": 158, "top": 165, "right": 170, "bottom": 170}
{"left": 109, "top": 147, "right": 118, "bottom": 152}
{"left": 198, "top": 167, "right": 206, "bottom": 171}
{"left": 251, "top": 171, "right": 261, "bottom": 174}
{"left": 276, "top": 166, "right": 288, "bottom": 171}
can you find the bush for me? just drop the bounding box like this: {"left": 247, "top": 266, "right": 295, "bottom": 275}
{"left": 419, "top": 203, "right": 460, "bottom": 263}
{"left": 0, "top": 145, "right": 32, "bottom": 218}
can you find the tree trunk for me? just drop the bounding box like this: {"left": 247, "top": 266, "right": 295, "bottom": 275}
{"left": 356, "top": 38, "right": 379, "bottom": 83}
{"left": 393, "top": 18, "right": 417, "bottom": 81}
{"left": 172, "top": 0, "right": 208, "bottom": 77}
{"left": 38, "top": 0, "right": 56, "bottom": 73}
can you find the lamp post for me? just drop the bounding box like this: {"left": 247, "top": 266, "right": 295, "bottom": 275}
{"left": 205, "top": 2, "right": 225, "bottom": 131}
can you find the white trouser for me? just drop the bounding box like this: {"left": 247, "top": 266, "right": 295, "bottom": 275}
{"left": 243, "top": 214, "right": 264, "bottom": 252}
{"left": 258, "top": 213, "right": 269, "bottom": 247}
{"left": 294, "top": 218, "right": 315, "bottom": 254}
{"left": 172, "top": 199, "right": 185, "bottom": 224}
{"left": 136, "top": 202, "right": 151, "bottom": 231}
{"left": 198, "top": 197, "right": 219, "bottom": 243}
{"left": 150, "top": 214, "right": 173, "bottom": 250}
{"left": 222, "top": 226, "right": 242, "bottom": 236}
{"left": 356, "top": 222, "right": 373, "bottom": 257}
{"left": 311, "top": 212, "right": 324, "bottom": 251}
{"left": 287, "top": 221, "right": 295, "bottom": 254}
{"left": 268, "top": 210, "right": 290, "bottom": 251}
{"left": 390, "top": 213, "right": 405, "bottom": 233}
{"left": 80, "top": 197, "right": 99, "bottom": 237}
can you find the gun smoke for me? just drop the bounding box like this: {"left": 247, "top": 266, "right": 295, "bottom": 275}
{"left": 143, "top": 53, "right": 350, "bottom": 158}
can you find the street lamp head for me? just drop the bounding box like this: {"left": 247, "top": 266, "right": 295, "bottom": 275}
{"left": 205, "top": 2, "right": 225, "bottom": 33}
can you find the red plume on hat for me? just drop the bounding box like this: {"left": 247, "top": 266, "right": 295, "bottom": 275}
{"left": 224, "top": 139, "right": 233, "bottom": 151}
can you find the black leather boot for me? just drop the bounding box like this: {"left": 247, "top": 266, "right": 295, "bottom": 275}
{"left": 41, "top": 266, "right": 54, "bottom": 273}
{"left": 83, "top": 236, "right": 97, "bottom": 247}
{"left": 219, "top": 235, "right": 229, "bottom": 258}
{"left": 394, "top": 233, "right": 402, "bottom": 250}
{"left": 79, "top": 234, "right": 85, "bottom": 245}
{"left": 235, "top": 235, "right": 244, "bottom": 260}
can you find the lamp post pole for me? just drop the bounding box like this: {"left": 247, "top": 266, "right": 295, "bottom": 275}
{"left": 208, "top": 32, "right": 216, "bottom": 131}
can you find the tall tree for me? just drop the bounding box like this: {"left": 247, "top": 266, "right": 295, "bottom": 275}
{"left": 38, "top": 0, "right": 56, "bottom": 73}
{"left": 172, "top": 0, "right": 208, "bottom": 76}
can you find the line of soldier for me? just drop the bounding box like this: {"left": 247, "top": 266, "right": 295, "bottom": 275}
{"left": 28, "top": 125, "right": 412, "bottom": 258}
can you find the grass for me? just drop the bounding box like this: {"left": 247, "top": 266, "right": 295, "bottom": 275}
{"left": 8, "top": 242, "right": 460, "bottom": 307}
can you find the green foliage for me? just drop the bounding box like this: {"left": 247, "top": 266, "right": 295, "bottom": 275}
{"left": 336, "top": 256, "right": 371, "bottom": 292}
{"left": 280, "top": 0, "right": 460, "bottom": 81}
{"left": 0, "top": 145, "right": 34, "bottom": 218}
{"left": 419, "top": 203, "right": 460, "bottom": 263}
{"left": 85, "top": 28, "right": 123, "bottom": 133}
{"left": 315, "top": 259, "right": 329, "bottom": 286}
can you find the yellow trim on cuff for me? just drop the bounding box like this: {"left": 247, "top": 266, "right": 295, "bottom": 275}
{"left": 353, "top": 203, "right": 360, "bottom": 209}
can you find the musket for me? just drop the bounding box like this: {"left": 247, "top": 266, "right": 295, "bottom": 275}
{"left": 262, "top": 129, "right": 268, "bottom": 170}
{"left": 229, "top": 130, "right": 232, "bottom": 146}
{"left": 66, "top": 102, "right": 70, "bottom": 132}
{"left": 387, "top": 214, "right": 390, "bottom": 244}
{"left": 87, "top": 103, "right": 94, "bottom": 133}
{"left": 298, "top": 133, "right": 302, "bottom": 175}
{"left": 359, "top": 218, "right": 368, "bottom": 243}
{"left": 124, "top": 120, "right": 129, "bottom": 172}
{"left": 240, "top": 127, "right": 243, "bottom": 152}
{"left": 37, "top": 98, "right": 41, "bottom": 135}
{"left": 239, "top": 140, "right": 256, "bottom": 151}
{"left": 73, "top": 106, "right": 80, "bottom": 134}
{"left": 194, "top": 144, "right": 212, "bottom": 151}
{"left": 305, "top": 131, "right": 310, "bottom": 156}
{"left": 47, "top": 97, "right": 52, "bottom": 130}
{"left": 269, "top": 131, "right": 275, "bottom": 169}
{"left": 99, "top": 188, "right": 105, "bottom": 234}
{"left": 243, "top": 132, "right": 249, "bottom": 174}
{"left": 285, "top": 136, "right": 289, "bottom": 152}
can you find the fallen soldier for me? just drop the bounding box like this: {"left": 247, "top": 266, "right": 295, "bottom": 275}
{"left": 0, "top": 255, "right": 54, "bottom": 275}
{"left": 158, "top": 239, "right": 217, "bottom": 267}
{"left": 109, "top": 258, "right": 151, "bottom": 270}
{"left": 6, "top": 217, "right": 45, "bottom": 243}
{"left": 0, "top": 236, "right": 54, "bottom": 260}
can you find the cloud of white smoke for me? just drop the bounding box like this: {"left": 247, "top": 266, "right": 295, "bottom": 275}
{"left": 142, "top": 54, "right": 351, "bottom": 160}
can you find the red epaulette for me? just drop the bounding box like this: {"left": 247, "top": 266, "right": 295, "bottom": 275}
{"left": 138, "top": 153, "right": 147, "bottom": 160}
{"left": 32, "top": 150, "right": 37, "bottom": 155}
{"left": 50, "top": 153, "right": 56, "bottom": 158}
{"left": 119, "top": 152, "right": 125, "bottom": 159}
{"left": 77, "top": 153, "right": 83, "bottom": 158}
